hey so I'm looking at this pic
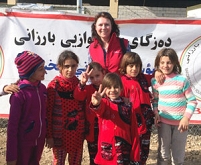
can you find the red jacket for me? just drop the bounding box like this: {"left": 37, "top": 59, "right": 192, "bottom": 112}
{"left": 90, "top": 97, "right": 140, "bottom": 164}
{"left": 121, "top": 74, "right": 154, "bottom": 127}
{"left": 73, "top": 83, "right": 98, "bottom": 142}
{"left": 89, "top": 33, "right": 129, "bottom": 74}
{"left": 121, "top": 74, "right": 153, "bottom": 106}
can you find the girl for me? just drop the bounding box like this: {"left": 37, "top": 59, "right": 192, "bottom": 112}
{"left": 74, "top": 62, "right": 105, "bottom": 165}
{"left": 46, "top": 50, "right": 85, "bottom": 165}
{"left": 90, "top": 73, "right": 140, "bottom": 165}
{"left": 151, "top": 48, "right": 197, "bottom": 165}
{"left": 6, "top": 51, "right": 47, "bottom": 165}
{"left": 119, "top": 52, "right": 154, "bottom": 165}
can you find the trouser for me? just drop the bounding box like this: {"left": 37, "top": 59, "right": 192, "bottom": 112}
{"left": 52, "top": 147, "right": 83, "bottom": 165}
{"left": 140, "top": 105, "right": 154, "bottom": 165}
{"left": 16, "top": 140, "right": 45, "bottom": 165}
{"left": 140, "top": 127, "right": 152, "bottom": 165}
{"left": 157, "top": 123, "right": 188, "bottom": 165}
{"left": 88, "top": 141, "right": 98, "bottom": 165}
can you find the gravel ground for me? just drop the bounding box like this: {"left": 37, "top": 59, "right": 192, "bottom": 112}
{"left": 0, "top": 119, "right": 200, "bottom": 165}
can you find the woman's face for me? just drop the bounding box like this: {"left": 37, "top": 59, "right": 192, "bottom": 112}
{"left": 95, "top": 17, "right": 112, "bottom": 41}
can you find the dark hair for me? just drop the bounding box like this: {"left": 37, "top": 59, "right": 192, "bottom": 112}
{"left": 57, "top": 50, "right": 79, "bottom": 68}
{"left": 88, "top": 62, "right": 105, "bottom": 73}
{"left": 102, "top": 73, "right": 123, "bottom": 90}
{"left": 119, "top": 52, "right": 142, "bottom": 75}
{"left": 91, "top": 12, "right": 120, "bottom": 47}
{"left": 154, "top": 48, "right": 181, "bottom": 74}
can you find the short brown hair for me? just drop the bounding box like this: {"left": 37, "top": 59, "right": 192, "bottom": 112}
{"left": 57, "top": 50, "right": 79, "bottom": 68}
{"left": 119, "top": 52, "right": 142, "bottom": 74}
{"left": 88, "top": 62, "right": 105, "bottom": 73}
{"left": 102, "top": 73, "right": 123, "bottom": 90}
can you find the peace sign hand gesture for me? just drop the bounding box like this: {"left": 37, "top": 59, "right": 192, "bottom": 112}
{"left": 91, "top": 84, "right": 106, "bottom": 106}
{"left": 80, "top": 65, "right": 93, "bottom": 86}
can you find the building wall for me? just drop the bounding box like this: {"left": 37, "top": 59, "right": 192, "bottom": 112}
{"left": 83, "top": 5, "right": 187, "bottom": 18}
{"left": 0, "top": 4, "right": 187, "bottom": 18}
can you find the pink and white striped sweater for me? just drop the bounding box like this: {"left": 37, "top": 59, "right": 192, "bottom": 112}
{"left": 151, "top": 73, "right": 197, "bottom": 125}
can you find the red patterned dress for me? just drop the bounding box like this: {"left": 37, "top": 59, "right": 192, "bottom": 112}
{"left": 46, "top": 75, "right": 85, "bottom": 165}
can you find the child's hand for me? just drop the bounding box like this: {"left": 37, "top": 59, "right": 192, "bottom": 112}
{"left": 7, "top": 160, "right": 17, "bottom": 165}
{"left": 154, "top": 113, "right": 161, "bottom": 127}
{"left": 149, "top": 92, "right": 154, "bottom": 103}
{"left": 91, "top": 84, "right": 106, "bottom": 106}
{"left": 122, "top": 97, "right": 130, "bottom": 105}
{"left": 155, "top": 70, "right": 165, "bottom": 85}
{"left": 4, "top": 84, "right": 19, "bottom": 94}
{"left": 45, "top": 138, "right": 54, "bottom": 149}
{"left": 80, "top": 65, "right": 93, "bottom": 85}
{"left": 178, "top": 116, "right": 189, "bottom": 132}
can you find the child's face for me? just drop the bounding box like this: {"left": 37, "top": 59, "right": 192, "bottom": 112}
{"left": 89, "top": 69, "right": 104, "bottom": 87}
{"left": 126, "top": 64, "right": 140, "bottom": 77}
{"left": 105, "top": 85, "right": 121, "bottom": 100}
{"left": 159, "top": 56, "right": 174, "bottom": 75}
{"left": 58, "top": 59, "right": 78, "bottom": 78}
{"left": 29, "top": 62, "right": 46, "bottom": 82}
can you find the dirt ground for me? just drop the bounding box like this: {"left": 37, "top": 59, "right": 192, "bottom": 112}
{"left": 0, "top": 119, "right": 201, "bottom": 165}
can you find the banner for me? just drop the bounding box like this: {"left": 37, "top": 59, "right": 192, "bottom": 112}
{"left": 0, "top": 10, "right": 201, "bottom": 124}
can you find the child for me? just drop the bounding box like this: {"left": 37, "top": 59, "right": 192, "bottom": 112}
{"left": 151, "top": 48, "right": 197, "bottom": 165}
{"left": 0, "top": 84, "right": 19, "bottom": 96}
{"left": 90, "top": 72, "right": 140, "bottom": 165}
{"left": 45, "top": 50, "right": 85, "bottom": 165}
{"left": 74, "top": 62, "right": 105, "bottom": 165}
{"left": 6, "top": 51, "right": 47, "bottom": 165}
{"left": 119, "top": 52, "right": 155, "bottom": 165}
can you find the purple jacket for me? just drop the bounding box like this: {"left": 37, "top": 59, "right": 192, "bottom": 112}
{"left": 6, "top": 79, "right": 47, "bottom": 161}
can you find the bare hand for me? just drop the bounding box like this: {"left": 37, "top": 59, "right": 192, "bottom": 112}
{"left": 7, "top": 160, "right": 17, "bottom": 165}
{"left": 155, "top": 70, "right": 165, "bottom": 85}
{"left": 80, "top": 65, "right": 93, "bottom": 85}
{"left": 4, "top": 84, "right": 19, "bottom": 94}
{"left": 91, "top": 84, "right": 106, "bottom": 106}
{"left": 45, "top": 138, "right": 54, "bottom": 149}
{"left": 154, "top": 113, "right": 161, "bottom": 127}
{"left": 122, "top": 97, "right": 130, "bottom": 105}
{"left": 178, "top": 116, "right": 189, "bottom": 132}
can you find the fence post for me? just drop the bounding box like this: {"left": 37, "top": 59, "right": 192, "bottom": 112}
{"left": 109, "top": 0, "right": 119, "bottom": 18}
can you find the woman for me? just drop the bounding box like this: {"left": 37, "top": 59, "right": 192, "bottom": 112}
{"left": 89, "top": 12, "right": 130, "bottom": 74}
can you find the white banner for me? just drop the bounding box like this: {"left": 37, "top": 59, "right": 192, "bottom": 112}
{"left": 0, "top": 10, "right": 201, "bottom": 124}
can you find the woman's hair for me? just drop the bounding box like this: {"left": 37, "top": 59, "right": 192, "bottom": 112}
{"left": 154, "top": 48, "right": 181, "bottom": 74}
{"left": 102, "top": 73, "right": 123, "bottom": 90}
{"left": 91, "top": 12, "right": 120, "bottom": 47}
{"left": 119, "top": 52, "right": 142, "bottom": 75}
{"left": 57, "top": 50, "right": 79, "bottom": 68}
{"left": 88, "top": 62, "right": 105, "bottom": 73}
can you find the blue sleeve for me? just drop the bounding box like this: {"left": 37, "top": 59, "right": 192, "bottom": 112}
{"left": 127, "top": 43, "right": 131, "bottom": 52}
